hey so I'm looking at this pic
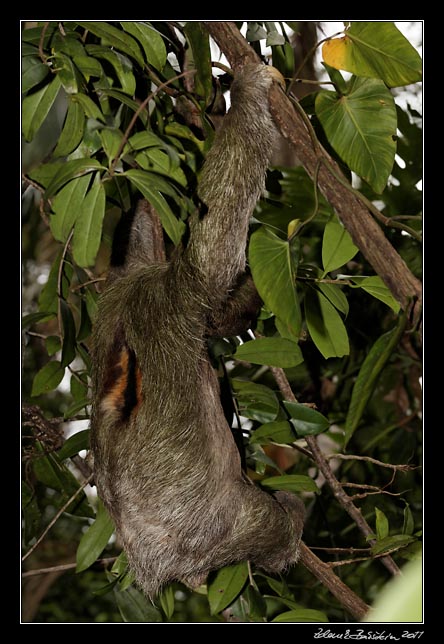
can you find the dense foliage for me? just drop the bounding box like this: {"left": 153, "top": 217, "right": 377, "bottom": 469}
{"left": 21, "top": 21, "right": 422, "bottom": 624}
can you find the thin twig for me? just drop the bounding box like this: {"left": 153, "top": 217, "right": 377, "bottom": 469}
{"left": 22, "top": 474, "right": 94, "bottom": 563}
{"left": 71, "top": 277, "right": 106, "bottom": 292}
{"left": 22, "top": 557, "right": 117, "bottom": 578}
{"left": 38, "top": 22, "right": 49, "bottom": 63}
{"left": 328, "top": 453, "right": 417, "bottom": 473}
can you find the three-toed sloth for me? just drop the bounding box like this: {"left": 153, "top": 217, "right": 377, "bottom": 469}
{"left": 90, "top": 63, "right": 305, "bottom": 598}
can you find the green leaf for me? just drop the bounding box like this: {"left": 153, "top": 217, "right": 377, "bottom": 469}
{"left": 77, "top": 297, "right": 93, "bottom": 341}
{"left": 250, "top": 421, "right": 297, "bottom": 445}
{"left": 249, "top": 227, "right": 301, "bottom": 339}
{"left": 352, "top": 275, "right": 401, "bottom": 313}
{"left": 208, "top": 562, "right": 249, "bottom": 614}
{"left": 164, "top": 122, "right": 204, "bottom": 151}
{"left": 246, "top": 22, "right": 268, "bottom": 42}
{"left": 22, "top": 56, "right": 50, "bottom": 94}
{"left": 121, "top": 21, "right": 167, "bottom": 71}
{"left": 231, "top": 585, "right": 267, "bottom": 622}
{"left": 317, "top": 282, "right": 349, "bottom": 316}
{"left": 235, "top": 337, "right": 303, "bottom": 368}
{"left": 315, "top": 76, "right": 397, "bottom": 193}
{"left": 305, "top": 289, "right": 349, "bottom": 359}
{"left": 72, "top": 54, "right": 103, "bottom": 82}
{"left": 322, "top": 22, "right": 422, "bottom": 87}
{"left": 114, "top": 584, "right": 162, "bottom": 622}
{"left": 272, "top": 608, "right": 329, "bottom": 622}
{"left": 261, "top": 474, "right": 319, "bottom": 494}
{"left": 22, "top": 75, "right": 62, "bottom": 141}
{"left": 72, "top": 92, "right": 106, "bottom": 122}
{"left": 45, "top": 158, "right": 105, "bottom": 199}
{"left": 126, "top": 130, "right": 165, "bottom": 151}
{"left": 184, "top": 22, "right": 213, "bottom": 107}
{"left": 99, "top": 128, "right": 123, "bottom": 163}
{"left": 50, "top": 174, "right": 91, "bottom": 242}
{"left": 159, "top": 585, "right": 175, "bottom": 619}
{"left": 45, "top": 335, "right": 61, "bottom": 356}
{"left": 125, "top": 169, "right": 185, "bottom": 246}
{"left": 57, "top": 429, "right": 90, "bottom": 460}
{"left": 283, "top": 401, "right": 330, "bottom": 437}
{"left": 31, "top": 361, "right": 65, "bottom": 396}
{"left": 402, "top": 504, "right": 415, "bottom": 536}
{"left": 232, "top": 379, "right": 279, "bottom": 423}
{"left": 76, "top": 499, "right": 115, "bottom": 572}
{"left": 37, "top": 251, "right": 73, "bottom": 314}
{"left": 72, "top": 174, "right": 106, "bottom": 267}
{"left": 53, "top": 99, "right": 84, "bottom": 157}
{"left": 86, "top": 45, "right": 136, "bottom": 95}
{"left": 344, "top": 311, "right": 408, "bottom": 446}
{"left": 33, "top": 448, "right": 93, "bottom": 518}
{"left": 322, "top": 217, "right": 358, "bottom": 274}
{"left": 22, "top": 311, "right": 55, "bottom": 328}
{"left": 370, "top": 534, "right": 416, "bottom": 557}
{"left": 76, "top": 22, "right": 144, "bottom": 67}
{"left": 60, "top": 300, "right": 77, "bottom": 367}
{"left": 53, "top": 51, "right": 79, "bottom": 94}
{"left": 135, "top": 148, "right": 187, "bottom": 187}
{"left": 375, "top": 507, "right": 389, "bottom": 540}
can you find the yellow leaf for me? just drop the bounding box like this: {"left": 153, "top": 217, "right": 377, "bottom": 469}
{"left": 322, "top": 37, "right": 352, "bottom": 70}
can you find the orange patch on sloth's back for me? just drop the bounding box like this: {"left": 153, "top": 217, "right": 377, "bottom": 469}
{"left": 101, "top": 345, "right": 143, "bottom": 421}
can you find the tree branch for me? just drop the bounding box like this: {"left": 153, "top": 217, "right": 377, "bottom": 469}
{"left": 298, "top": 542, "right": 369, "bottom": 620}
{"left": 202, "top": 21, "right": 422, "bottom": 324}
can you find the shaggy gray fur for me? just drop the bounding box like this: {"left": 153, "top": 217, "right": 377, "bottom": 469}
{"left": 90, "top": 63, "right": 305, "bottom": 598}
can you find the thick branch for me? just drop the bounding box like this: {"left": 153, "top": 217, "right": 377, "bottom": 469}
{"left": 298, "top": 542, "right": 369, "bottom": 620}
{"left": 203, "top": 21, "right": 422, "bottom": 320}
{"left": 268, "top": 365, "right": 401, "bottom": 577}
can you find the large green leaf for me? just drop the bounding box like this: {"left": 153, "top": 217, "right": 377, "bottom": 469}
{"left": 31, "top": 360, "right": 65, "bottom": 397}
{"left": 323, "top": 22, "right": 422, "bottom": 88}
{"left": 322, "top": 216, "right": 358, "bottom": 275}
{"left": 344, "top": 312, "right": 407, "bottom": 446}
{"left": 235, "top": 337, "right": 303, "bottom": 368}
{"left": 57, "top": 429, "right": 90, "bottom": 460}
{"left": 76, "top": 499, "right": 115, "bottom": 572}
{"left": 250, "top": 421, "right": 297, "bottom": 445}
{"left": 261, "top": 474, "right": 319, "bottom": 494}
{"left": 33, "top": 447, "right": 93, "bottom": 518}
{"left": 272, "top": 608, "right": 329, "bottom": 622}
{"left": 72, "top": 174, "right": 106, "bottom": 267}
{"left": 114, "top": 584, "right": 162, "bottom": 622}
{"left": 249, "top": 227, "right": 301, "bottom": 339}
{"left": 184, "top": 22, "right": 213, "bottom": 107}
{"left": 38, "top": 250, "right": 73, "bottom": 314}
{"left": 125, "top": 169, "right": 185, "bottom": 245}
{"left": 208, "top": 562, "right": 249, "bottom": 614}
{"left": 53, "top": 98, "right": 84, "bottom": 157}
{"left": 315, "top": 76, "right": 397, "bottom": 193}
{"left": 232, "top": 380, "right": 279, "bottom": 423}
{"left": 304, "top": 288, "right": 349, "bottom": 359}
{"left": 45, "top": 158, "right": 105, "bottom": 199}
{"left": 121, "top": 21, "right": 166, "bottom": 71}
{"left": 50, "top": 174, "right": 91, "bottom": 242}
{"left": 22, "top": 56, "right": 49, "bottom": 94}
{"left": 76, "top": 22, "right": 144, "bottom": 67}
{"left": 86, "top": 45, "right": 136, "bottom": 95}
{"left": 350, "top": 275, "right": 401, "bottom": 313}
{"left": 22, "top": 75, "right": 62, "bottom": 141}
{"left": 283, "top": 401, "right": 330, "bottom": 437}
